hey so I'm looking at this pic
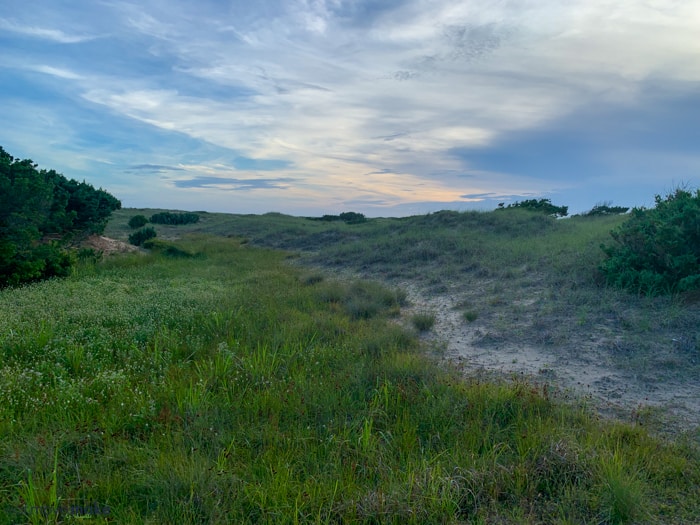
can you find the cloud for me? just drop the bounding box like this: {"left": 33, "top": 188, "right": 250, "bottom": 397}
{"left": 173, "top": 176, "right": 295, "bottom": 190}
{"left": 127, "top": 164, "right": 186, "bottom": 174}
{"left": 0, "top": 18, "right": 96, "bottom": 43}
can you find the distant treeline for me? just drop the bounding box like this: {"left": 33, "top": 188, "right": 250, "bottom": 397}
{"left": 0, "top": 145, "right": 121, "bottom": 286}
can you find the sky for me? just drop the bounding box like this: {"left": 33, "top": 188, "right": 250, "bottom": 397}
{"left": 1, "top": 0, "right": 699, "bottom": 217}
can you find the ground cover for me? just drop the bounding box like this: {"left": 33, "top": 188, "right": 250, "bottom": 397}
{"left": 1, "top": 232, "right": 699, "bottom": 523}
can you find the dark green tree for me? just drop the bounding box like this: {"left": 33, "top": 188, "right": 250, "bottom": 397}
{"left": 0, "top": 146, "right": 121, "bottom": 286}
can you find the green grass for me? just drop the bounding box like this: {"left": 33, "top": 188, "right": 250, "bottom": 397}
{"left": 1, "top": 230, "right": 699, "bottom": 523}
{"left": 411, "top": 312, "right": 436, "bottom": 332}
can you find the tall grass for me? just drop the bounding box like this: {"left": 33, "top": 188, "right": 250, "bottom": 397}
{"left": 0, "top": 234, "right": 698, "bottom": 523}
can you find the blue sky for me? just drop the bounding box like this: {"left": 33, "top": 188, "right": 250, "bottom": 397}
{"left": 1, "top": 0, "right": 699, "bottom": 217}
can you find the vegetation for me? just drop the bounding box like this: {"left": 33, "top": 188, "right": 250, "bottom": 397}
{"left": 411, "top": 312, "right": 436, "bottom": 332}
{"left": 0, "top": 146, "right": 120, "bottom": 286}
{"left": 497, "top": 198, "right": 569, "bottom": 217}
{"left": 312, "top": 211, "right": 368, "bottom": 224}
{"left": 128, "top": 215, "right": 149, "bottom": 229}
{"left": 128, "top": 226, "right": 157, "bottom": 246}
{"left": 150, "top": 212, "right": 200, "bottom": 225}
{"left": 1, "top": 234, "right": 698, "bottom": 523}
{"left": 582, "top": 203, "right": 629, "bottom": 217}
{"left": 600, "top": 188, "right": 700, "bottom": 295}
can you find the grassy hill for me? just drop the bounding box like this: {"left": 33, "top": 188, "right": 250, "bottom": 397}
{"left": 0, "top": 209, "right": 698, "bottom": 523}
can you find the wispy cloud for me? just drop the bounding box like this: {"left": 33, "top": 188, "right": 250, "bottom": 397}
{"left": 173, "top": 176, "right": 295, "bottom": 190}
{"left": 0, "top": 18, "right": 97, "bottom": 43}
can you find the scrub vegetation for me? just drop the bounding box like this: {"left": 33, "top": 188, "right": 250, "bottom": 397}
{"left": 2, "top": 216, "right": 700, "bottom": 522}
{"left": 0, "top": 146, "right": 121, "bottom": 287}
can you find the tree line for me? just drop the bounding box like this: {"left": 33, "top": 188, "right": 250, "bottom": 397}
{"left": 0, "top": 146, "right": 121, "bottom": 286}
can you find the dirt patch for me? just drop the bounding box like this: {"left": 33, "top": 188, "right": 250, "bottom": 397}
{"left": 82, "top": 235, "right": 140, "bottom": 256}
{"left": 400, "top": 280, "right": 700, "bottom": 438}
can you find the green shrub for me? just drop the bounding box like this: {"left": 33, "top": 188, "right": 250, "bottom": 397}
{"left": 583, "top": 202, "right": 629, "bottom": 217}
{"left": 497, "top": 198, "right": 568, "bottom": 217}
{"left": 600, "top": 188, "right": 700, "bottom": 295}
{"left": 149, "top": 212, "right": 199, "bottom": 225}
{"left": 128, "top": 215, "right": 149, "bottom": 229}
{"left": 128, "top": 227, "right": 157, "bottom": 246}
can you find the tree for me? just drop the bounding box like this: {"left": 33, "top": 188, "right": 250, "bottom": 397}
{"left": 0, "top": 146, "right": 121, "bottom": 286}
{"left": 600, "top": 188, "right": 700, "bottom": 295}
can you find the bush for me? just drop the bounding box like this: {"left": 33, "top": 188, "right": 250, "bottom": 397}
{"left": 583, "top": 202, "right": 629, "bottom": 217}
{"left": 128, "top": 227, "right": 157, "bottom": 246}
{"left": 312, "top": 212, "right": 367, "bottom": 224}
{"left": 497, "top": 199, "right": 568, "bottom": 217}
{"left": 149, "top": 212, "right": 199, "bottom": 225}
{"left": 128, "top": 215, "right": 149, "bottom": 229}
{"left": 600, "top": 188, "right": 700, "bottom": 295}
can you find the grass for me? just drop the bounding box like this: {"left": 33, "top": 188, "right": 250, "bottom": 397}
{"left": 411, "top": 312, "right": 436, "bottom": 332}
{"left": 0, "top": 220, "right": 698, "bottom": 522}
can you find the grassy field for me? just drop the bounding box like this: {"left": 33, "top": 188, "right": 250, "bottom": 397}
{"left": 0, "top": 212, "right": 698, "bottom": 522}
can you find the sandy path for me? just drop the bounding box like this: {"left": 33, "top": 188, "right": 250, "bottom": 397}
{"left": 400, "top": 282, "right": 700, "bottom": 437}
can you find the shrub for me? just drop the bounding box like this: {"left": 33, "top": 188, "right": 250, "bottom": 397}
{"left": 128, "top": 227, "right": 157, "bottom": 246}
{"left": 583, "top": 202, "right": 629, "bottom": 217}
{"left": 497, "top": 199, "right": 568, "bottom": 217}
{"left": 312, "top": 212, "right": 367, "bottom": 224}
{"left": 149, "top": 212, "right": 199, "bottom": 225}
{"left": 339, "top": 211, "right": 367, "bottom": 224}
{"left": 600, "top": 188, "right": 700, "bottom": 295}
{"left": 128, "top": 215, "right": 149, "bottom": 229}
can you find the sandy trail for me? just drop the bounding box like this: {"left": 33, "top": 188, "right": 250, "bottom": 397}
{"left": 400, "top": 281, "right": 700, "bottom": 437}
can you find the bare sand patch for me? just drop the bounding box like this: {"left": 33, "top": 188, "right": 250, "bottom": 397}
{"left": 400, "top": 280, "right": 700, "bottom": 437}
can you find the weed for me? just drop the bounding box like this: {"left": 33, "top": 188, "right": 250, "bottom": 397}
{"left": 411, "top": 312, "right": 436, "bottom": 332}
{"left": 463, "top": 310, "right": 479, "bottom": 323}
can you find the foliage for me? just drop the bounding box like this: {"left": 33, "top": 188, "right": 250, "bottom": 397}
{"left": 128, "top": 215, "right": 149, "bottom": 229}
{"left": 312, "top": 211, "right": 368, "bottom": 224}
{"left": 339, "top": 211, "right": 367, "bottom": 224}
{"left": 583, "top": 202, "right": 629, "bottom": 216}
{"left": 0, "top": 145, "right": 120, "bottom": 287}
{"left": 128, "top": 227, "right": 157, "bottom": 246}
{"left": 600, "top": 188, "right": 700, "bottom": 295}
{"left": 149, "top": 212, "right": 200, "bottom": 225}
{"left": 497, "top": 198, "right": 569, "bottom": 217}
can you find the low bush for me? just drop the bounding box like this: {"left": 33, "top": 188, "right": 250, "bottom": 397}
{"left": 128, "top": 227, "right": 157, "bottom": 246}
{"left": 150, "top": 212, "right": 200, "bottom": 225}
{"left": 128, "top": 215, "right": 149, "bottom": 228}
